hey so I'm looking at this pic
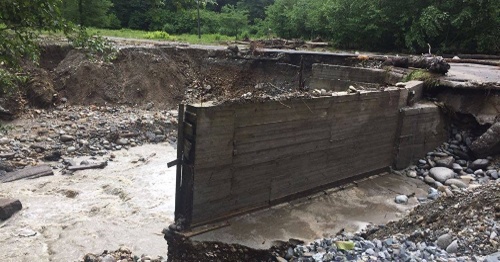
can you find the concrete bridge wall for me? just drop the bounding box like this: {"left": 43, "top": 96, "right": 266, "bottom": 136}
{"left": 174, "top": 82, "right": 448, "bottom": 229}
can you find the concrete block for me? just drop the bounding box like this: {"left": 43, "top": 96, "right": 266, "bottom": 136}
{"left": 0, "top": 198, "right": 22, "bottom": 220}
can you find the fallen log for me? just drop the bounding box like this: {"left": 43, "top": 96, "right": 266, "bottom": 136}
{"left": 67, "top": 161, "right": 107, "bottom": 171}
{"left": 0, "top": 165, "right": 53, "bottom": 183}
{"left": 382, "top": 56, "right": 450, "bottom": 74}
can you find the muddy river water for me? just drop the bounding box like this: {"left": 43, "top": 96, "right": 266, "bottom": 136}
{"left": 0, "top": 143, "right": 177, "bottom": 261}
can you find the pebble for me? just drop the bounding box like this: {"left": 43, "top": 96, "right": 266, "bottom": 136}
{"left": 407, "top": 170, "right": 417, "bottom": 178}
{"left": 395, "top": 195, "right": 409, "bottom": 204}
{"left": 116, "top": 138, "right": 129, "bottom": 145}
{"left": 60, "top": 134, "right": 75, "bottom": 142}
{"left": 0, "top": 137, "right": 10, "bottom": 145}
{"left": 474, "top": 169, "right": 485, "bottom": 176}
{"left": 67, "top": 146, "right": 77, "bottom": 153}
{"left": 424, "top": 175, "right": 436, "bottom": 184}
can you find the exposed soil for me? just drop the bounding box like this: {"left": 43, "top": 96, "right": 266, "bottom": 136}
{"left": 42, "top": 46, "right": 304, "bottom": 111}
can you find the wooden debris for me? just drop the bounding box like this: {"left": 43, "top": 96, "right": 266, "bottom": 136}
{"left": 0, "top": 198, "right": 22, "bottom": 220}
{"left": 0, "top": 165, "right": 54, "bottom": 183}
{"left": 67, "top": 161, "right": 107, "bottom": 171}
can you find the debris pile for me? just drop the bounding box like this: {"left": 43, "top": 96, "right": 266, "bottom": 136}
{"left": 277, "top": 183, "right": 499, "bottom": 261}
{"left": 0, "top": 105, "right": 178, "bottom": 173}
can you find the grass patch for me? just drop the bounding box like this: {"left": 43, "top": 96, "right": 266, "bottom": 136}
{"left": 85, "top": 28, "right": 235, "bottom": 44}
{"left": 404, "top": 69, "right": 439, "bottom": 88}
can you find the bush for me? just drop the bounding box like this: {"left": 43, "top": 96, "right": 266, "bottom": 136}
{"left": 144, "top": 31, "right": 175, "bottom": 40}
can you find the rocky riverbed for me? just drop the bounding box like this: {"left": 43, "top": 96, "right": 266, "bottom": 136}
{"left": 0, "top": 104, "right": 178, "bottom": 175}
{"left": 278, "top": 183, "right": 498, "bottom": 261}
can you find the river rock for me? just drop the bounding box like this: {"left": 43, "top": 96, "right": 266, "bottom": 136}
{"left": 446, "top": 240, "right": 459, "bottom": 254}
{"left": 395, "top": 195, "right": 408, "bottom": 204}
{"left": 424, "top": 175, "right": 436, "bottom": 184}
{"left": 444, "top": 179, "right": 468, "bottom": 188}
{"left": 436, "top": 233, "right": 453, "bottom": 249}
{"left": 435, "top": 156, "right": 454, "bottom": 168}
{"left": 116, "top": 138, "right": 129, "bottom": 145}
{"left": 60, "top": 134, "right": 75, "bottom": 142}
{"left": 0, "top": 137, "right": 10, "bottom": 145}
{"left": 452, "top": 163, "right": 463, "bottom": 172}
{"left": 484, "top": 252, "right": 500, "bottom": 262}
{"left": 429, "top": 167, "right": 454, "bottom": 183}
{"left": 469, "top": 159, "right": 490, "bottom": 170}
{"left": 407, "top": 170, "right": 417, "bottom": 178}
{"left": 474, "top": 169, "right": 485, "bottom": 176}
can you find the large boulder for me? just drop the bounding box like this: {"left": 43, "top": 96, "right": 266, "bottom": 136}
{"left": 470, "top": 122, "right": 500, "bottom": 158}
{"left": 429, "top": 167, "right": 454, "bottom": 183}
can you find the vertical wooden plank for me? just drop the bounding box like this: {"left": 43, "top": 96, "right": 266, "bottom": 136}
{"left": 174, "top": 104, "right": 185, "bottom": 222}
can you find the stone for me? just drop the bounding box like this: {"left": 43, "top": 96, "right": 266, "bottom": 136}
{"left": 491, "top": 171, "right": 499, "bottom": 179}
{"left": 116, "top": 138, "right": 129, "bottom": 145}
{"left": 460, "top": 175, "right": 475, "bottom": 184}
{"left": 0, "top": 137, "right": 10, "bottom": 145}
{"left": 395, "top": 195, "right": 408, "bottom": 204}
{"left": 474, "top": 169, "right": 485, "bottom": 176}
{"left": 445, "top": 240, "right": 459, "bottom": 254}
{"left": 60, "top": 134, "right": 75, "bottom": 142}
{"left": 67, "top": 146, "right": 77, "bottom": 153}
{"left": 435, "top": 156, "right": 454, "bottom": 168}
{"left": 0, "top": 198, "right": 22, "bottom": 220}
{"left": 429, "top": 167, "right": 454, "bottom": 183}
{"left": 469, "top": 159, "right": 490, "bottom": 170}
{"left": 424, "top": 175, "right": 436, "bottom": 184}
{"left": 407, "top": 170, "right": 417, "bottom": 178}
{"left": 484, "top": 252, "right": 500, "bottom": 262}
{"left": 444, "top": 179, "right": 468, "bottom": 189}
{"left": 43, "top": 151, "right": 62, "bottom": 161}
{"left": 285, "top": 247, "right": 294, "bottom": 259}
{"left": 276, "top": 257, "right": 287, "bottom": 262}
{"left": 101, "top": 254, "right": 116, "bottom": 262}
{"left": 436, "top": 233, "right": 453, "bottom": 249}
{"left": 452, "top": 163, "right": 463, "bottom": 172}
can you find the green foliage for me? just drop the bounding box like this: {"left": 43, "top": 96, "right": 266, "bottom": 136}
{"left": 61, "top": 0, "right": 115, "bottom": 28}
{"left": 404, "top": 69, "right": 439, "bottom": 88}
{"left": 265, "top": 0, "right": 500, "bottom": 54}
{"left": 144, "top": 31, "right": 175, "bottom": 40}
{"left": 86, "top": 28, "right": 235, "bottom": 44}
{"left": 0, "top": 0, "right": 118, "bottom": 98}
{"left": 68, "top": 28, "right": 118, "bottom": 62}
{"left": 218, "top": 5, "right": 248, "bottom": 37}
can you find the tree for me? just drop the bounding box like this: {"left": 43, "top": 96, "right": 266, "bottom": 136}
{"left": 0, "top": 0, "right": 69, "bottom": 68}
{"left": 61, "top": 0, "right": 119, "bottom": 28}
{"left": 0, "top": 0, "right": 115, "bottom": 99}
{"left": 218, "top": 5, "right": 248, "bottom": 37}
